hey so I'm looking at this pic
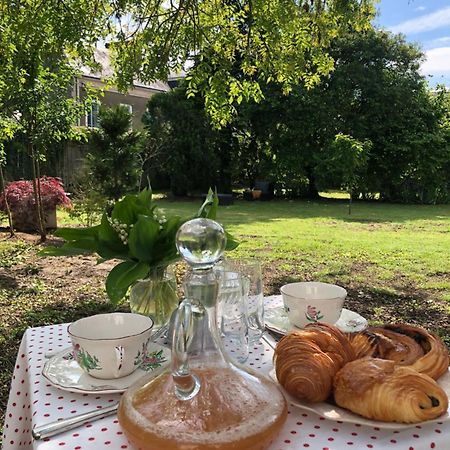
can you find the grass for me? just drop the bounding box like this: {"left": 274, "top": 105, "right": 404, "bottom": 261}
{"left": 0, "top": 196, "right": 449, "bottom": 430}
{"left": 155, "top": 197, "right": 450, "bottom": 299}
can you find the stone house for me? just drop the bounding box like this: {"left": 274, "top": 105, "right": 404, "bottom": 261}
{"left": 76, "top": 48, "right": 171, "bottom": 130}
{"left": 61, "top": 49, "right": 172, "bottom": 189}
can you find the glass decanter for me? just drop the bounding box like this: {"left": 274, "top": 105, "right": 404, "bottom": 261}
{"left": 118, "top": 218, "right": 287, "bottom": 450}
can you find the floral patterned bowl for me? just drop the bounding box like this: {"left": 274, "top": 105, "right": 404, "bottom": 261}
{"left": 68, "top": 313, "right": 154, "bottom": 380}
{"left": 280, "top": 282, "right": 347, "bottom": 329}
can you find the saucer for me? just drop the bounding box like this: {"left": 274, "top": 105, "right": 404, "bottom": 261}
{"left": 43, "top": 343, "right": 170, "bottom": 394}
{"left": 265, "top": 306, "right": 368, "bottom": 335}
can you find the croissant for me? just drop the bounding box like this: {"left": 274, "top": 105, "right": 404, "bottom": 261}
{"left": 333, "top": 357, "right": 448, "bottom": 423}
{"left": 348, "top": 324, "right": 449, "bottom": 380}
{"left": 274, "top": 323, "right": 356, "bottom": 402}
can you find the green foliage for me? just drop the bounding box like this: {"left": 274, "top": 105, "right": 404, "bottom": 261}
{"left": 42, "top": 188, "right": 238, "bottom": 304}
{"left": 0, "top": 117, "right": 18, "bottom": 163}
{"left": 322, "top": 30, "right": 450, "bottom": 203}
{"left": 316, "top": 134, "right": 370, "bottom": 213}
{"left": 109, "top": 0, "right": 375, "bottom": 126}
{"left": 0, "top": 0, "right": 109, "bottom": 237}
{"left": 68, "top": 187, "right": 108, "bottom": 227}
{"left": 221, "top": 29, "right": 450, "bottom": 203}
{"left": 139, "top": 28, "right": 450, "bottom": 204}
{"left": 318, "top": 134, "right": 370, "bottom": 192}
{"left": 143, "top": 89, "right": 234, "bottom": 195}
{"left": 86, "top": 105, "right": 143, "bottom": 200}
{"left": 0, "top": 0, "right": 102, "bottom": 147}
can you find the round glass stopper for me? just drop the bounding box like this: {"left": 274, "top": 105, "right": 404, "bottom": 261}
{"left": 176, "top": 218, "right": 226, "bottom": 269}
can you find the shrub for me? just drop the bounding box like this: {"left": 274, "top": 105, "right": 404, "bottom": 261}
{"left": 86, "top": 105, "right": 143, "bottom": 201}
{"left": 0, "top": 177, "right": 72, "bottom": 211}
{"left": 0, "top": 177, "right": 72, "bottom": 230}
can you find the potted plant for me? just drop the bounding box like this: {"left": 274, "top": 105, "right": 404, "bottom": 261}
{"left": 42, "top": 188, "right": 238, "bottom": 329}
{"left": 0, "top": 176, "right": 72, "bottom": 232}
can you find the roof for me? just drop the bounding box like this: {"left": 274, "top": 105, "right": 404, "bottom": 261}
{"left": 80, "top": 48, "right": 171, "bottom": 93}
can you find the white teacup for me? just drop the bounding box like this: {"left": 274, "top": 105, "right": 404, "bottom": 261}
{"left": 68, "top": 312, "right": 154, "bottom": 379}
{"left": 280, "top": 282, "right": 347, "bottom": 329}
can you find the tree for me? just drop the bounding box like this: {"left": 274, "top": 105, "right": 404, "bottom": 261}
{"left": 86, "top": 105, "right": 143, "bottom": 201}
{"left": 0, "top": 117, "right": 19, "bottom": 235}
{"left": 231, "top": 29, "right": 450, "bottom": 202}
{"left": 0, "top": 0, "right": 108, "bottom": 239}
{"left": 108, "top": 0, "right": 375, "bottom": 126}
{"left": 317, "top": 134, "right": 370, "bottom": 213}
{"left": 323, "top": 30, "right": 450, "bottom": 202}
{"left": 143, "top": 87, "right": 234, "bottom": 195}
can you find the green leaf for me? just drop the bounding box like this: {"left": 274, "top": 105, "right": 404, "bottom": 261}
{"left": 54, "top": 226, "right": 99, "bottom": 240}
{"left": 137, "top": 187, "right": 152, "bottom": 205}
{"left": 39, "top": 243, "right": 93, "bottom": 257}
{"left": 112, "top": 192, "right": 155, "bottom": 225}
{"left": 106, "top": 261, "right": 150, "bottom": 304}
{"left": 96, "top": 214, "right": 128, "bottom": 259}
{"left": 128, "top": 215, "right": 160, "bottom": 262}
{"left": 150, "top": 216, "right": 183, "bottom": 266}
{"left": 111, "top": 196, "right": 140, "bottom": 225}
{"left": 197, "top": 188, "right": 219, "bottom": 219}
{"left": 225, "top": 231, "right": 240, "bottom": 251}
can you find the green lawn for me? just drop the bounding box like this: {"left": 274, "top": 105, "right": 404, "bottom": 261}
{"left": 58, "top": 195, "right": 450, "bottom": 307}
{"left": 151, "top": 198, "right": 450, "bottom": 300}
{"left": 1, "top": 196, "right": 449, "bottom": 429}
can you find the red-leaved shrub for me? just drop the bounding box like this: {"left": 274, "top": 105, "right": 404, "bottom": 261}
{"left": 0, "top": 176, "right": 72, "bottom": 212}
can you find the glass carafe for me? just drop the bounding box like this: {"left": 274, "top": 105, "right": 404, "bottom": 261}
{"left": 118, "top": 218, "right": 287, "bottom": 450}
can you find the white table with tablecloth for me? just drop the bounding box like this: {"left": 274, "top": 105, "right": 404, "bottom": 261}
{"left": 3, "top": 296, "right": 449, "bottom": 450}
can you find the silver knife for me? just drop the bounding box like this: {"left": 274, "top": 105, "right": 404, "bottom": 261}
{"left": 32, "top": 403, "right": 119, "bottom": 440}
{"left": 261, "top": 329, "right": 279, "bottom": 350}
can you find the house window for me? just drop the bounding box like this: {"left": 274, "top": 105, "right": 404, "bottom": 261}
{"left": 86, "top": 102, "right": 99, "bottom": 128}
{"left": 120, "top": 103, "right": 133, "bottom": 115}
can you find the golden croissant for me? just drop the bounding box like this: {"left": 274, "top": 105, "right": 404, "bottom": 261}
{"left": 274, "top": 323, "right": 356, "bottom": 402}
{"left": 333, "top": 357, "right": 448, "bottom": 423}
{"left": 348, "top": 324, "right": 449, "bottom": 380}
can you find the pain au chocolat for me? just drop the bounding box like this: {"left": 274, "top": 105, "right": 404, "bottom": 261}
{"left": 347, "top": 323, "right": 449, "bottom": 380}
{"left": 333, "top": 357, "right": 448, "bottom": 423}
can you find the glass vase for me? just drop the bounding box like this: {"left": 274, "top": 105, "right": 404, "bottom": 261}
{"left": 129, "top": 267, "right": 179, "bottom": 330}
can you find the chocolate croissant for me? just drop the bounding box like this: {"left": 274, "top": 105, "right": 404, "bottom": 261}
{"left": 347, "top": 327, "right": 424, "bottom": 364}
{"left": 333, "top": 357, "right": 448, "bottom": 423}
{"left": 274, "top": 323, "right": 356, "bottom": 402}
{"left": 348, "top": 324, "right": 449, "bottom": 380}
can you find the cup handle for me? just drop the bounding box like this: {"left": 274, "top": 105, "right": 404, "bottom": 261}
{"left": 114, "top": 345, "right": 124, "bottom": 378}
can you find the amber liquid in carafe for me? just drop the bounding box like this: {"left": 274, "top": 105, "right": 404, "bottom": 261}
{"left": 118, "top": 364, "right": 287, "bottom": 450}
{"left": 118, "top": 219, "right": 288, "bottom": 450}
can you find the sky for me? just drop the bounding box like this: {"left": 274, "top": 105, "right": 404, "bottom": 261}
{"left": 376, "top": 0, "right": 450, "bottom": 87}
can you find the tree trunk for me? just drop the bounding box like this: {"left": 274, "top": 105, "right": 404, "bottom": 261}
{"left": 0, "top": 165, "right": 14, "bottom": 236}
{"left": 29, "top": 141, "right": 47, "bottom": 241}
{"left": 305, "top": 168, "right": 320, "bottom": 199}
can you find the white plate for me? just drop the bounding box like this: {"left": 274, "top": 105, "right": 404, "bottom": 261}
{"left": 270, "top": 368, "right": 450, "bottom": 429}
{"left": 265, "top": 306, "right": 368, "bottom": 335}
{"left": 43, "top": 344, "right": 170, "bottom": 394}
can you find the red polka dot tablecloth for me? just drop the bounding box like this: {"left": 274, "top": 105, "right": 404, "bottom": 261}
{"left": 2, "top": 298, "right": 449, "bottom": 450}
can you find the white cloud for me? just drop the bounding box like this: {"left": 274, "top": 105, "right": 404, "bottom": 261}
{"left": 415, "top": 6, "right": 426, "bottom": 12}
{"left": 426, "top": 36, "right": 450, "bottom": 48}
{"left": 421, "top": 47, "right": 450, "bottom": 75}
{"left": 390, "top": 6, "right": 450, "bottom": 34}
